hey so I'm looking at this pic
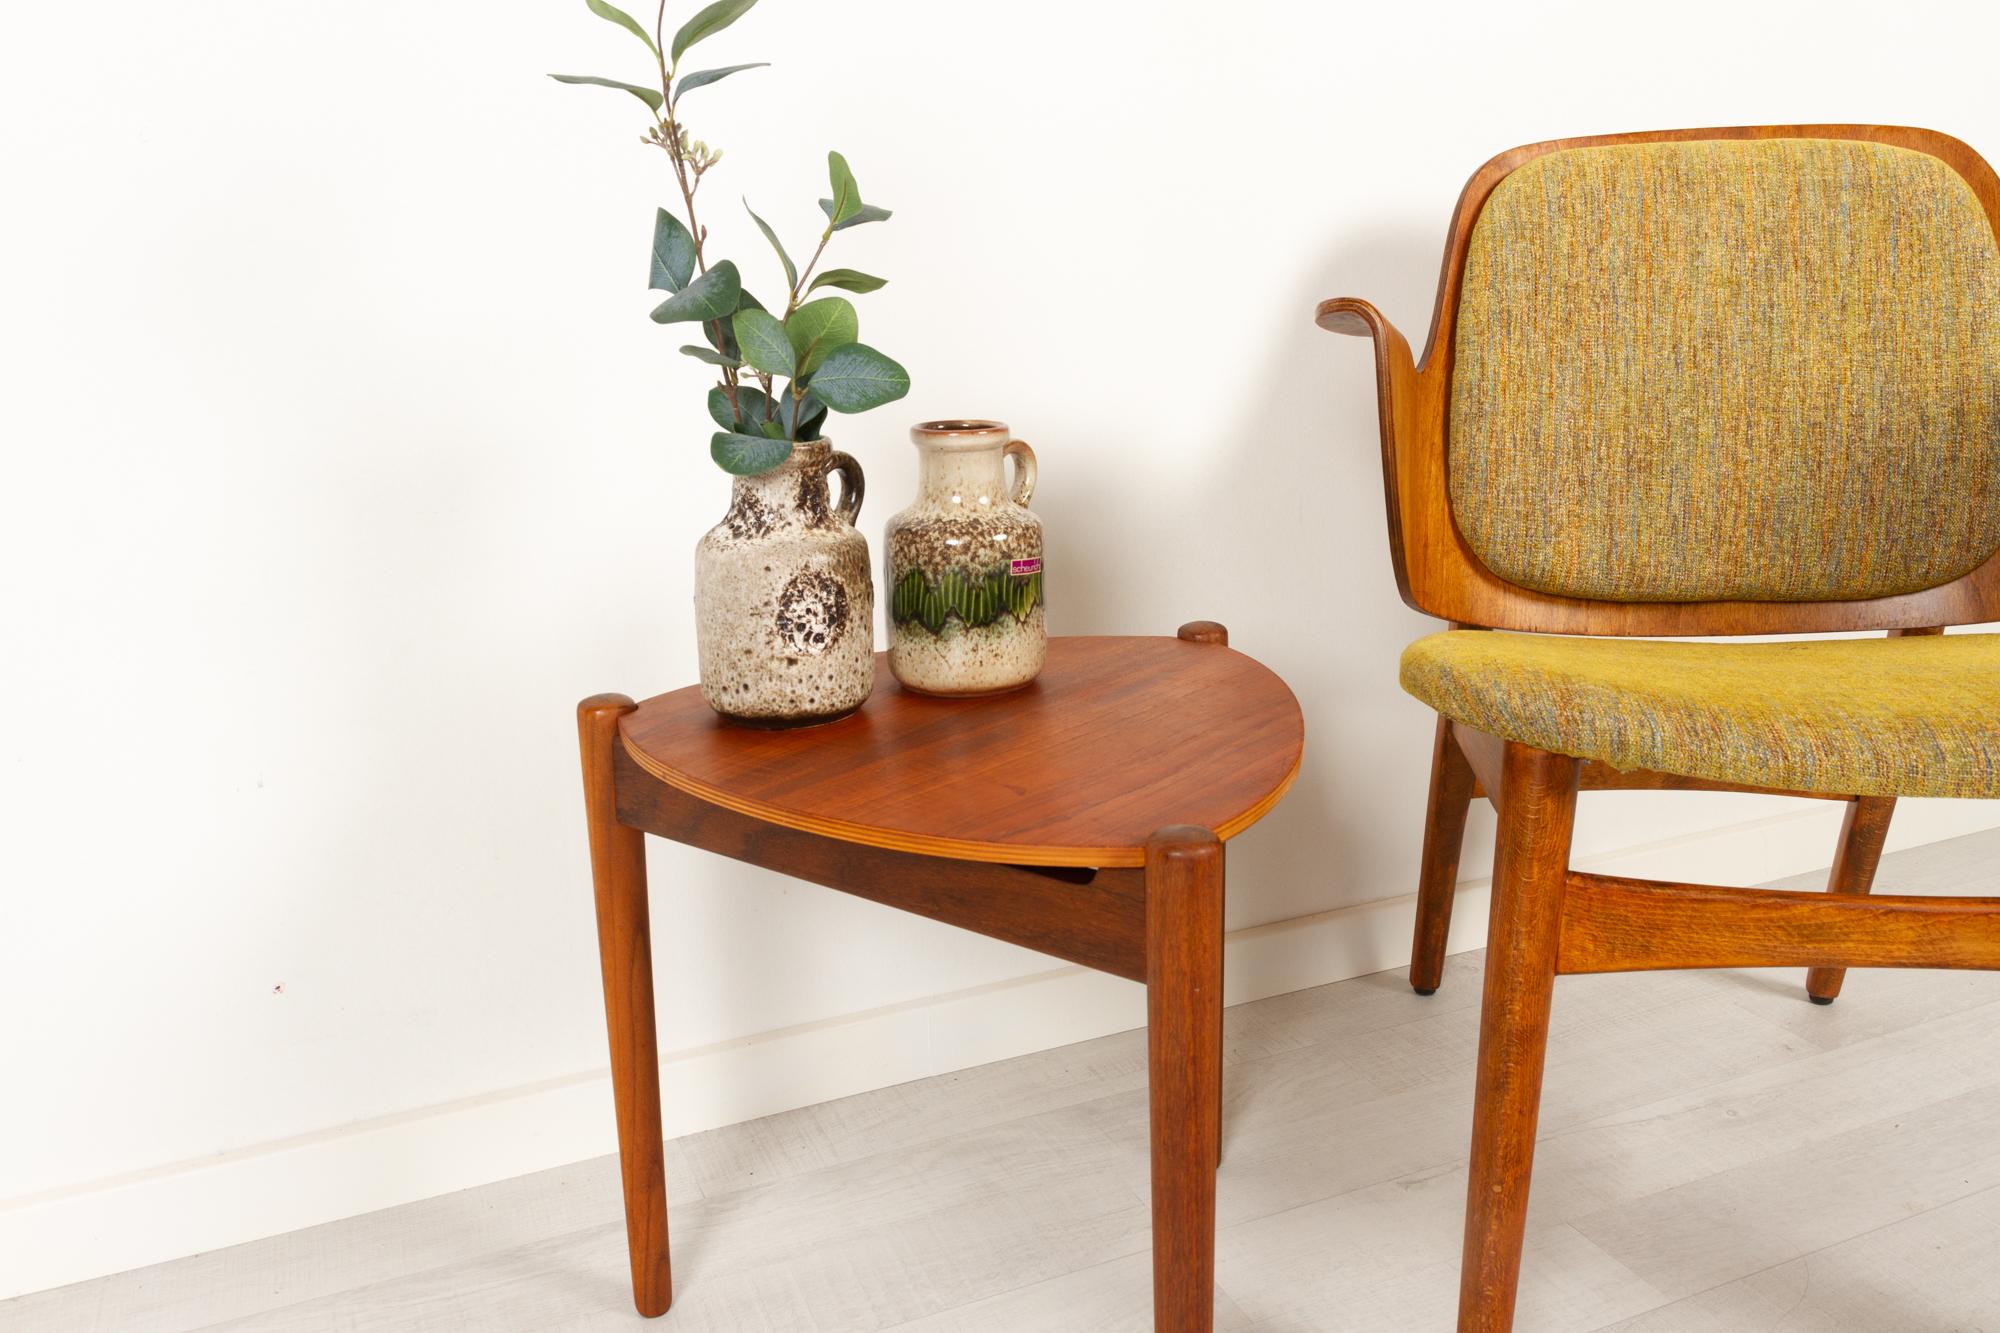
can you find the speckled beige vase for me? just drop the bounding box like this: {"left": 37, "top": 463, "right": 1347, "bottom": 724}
{"left": 695, "top": 439, "right": 874, "bottom": 727}
{"left": 885, "top": 420, "right": 1045, "bottom": 696}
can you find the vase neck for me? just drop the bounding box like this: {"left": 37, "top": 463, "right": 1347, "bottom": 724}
{"left": 727, "top": 439, "right": 833, "bottom": 533}
{"left": 916, "top": 440, "right": 1008, "bottom": 507}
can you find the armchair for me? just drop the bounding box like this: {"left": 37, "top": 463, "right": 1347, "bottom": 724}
{"left": 1320, "top": 124, "right": 2000, "bottom": 1330}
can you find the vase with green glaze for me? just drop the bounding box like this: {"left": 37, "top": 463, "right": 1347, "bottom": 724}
{"left": 884, "top": 420, "right": 1044, "bottom": 695}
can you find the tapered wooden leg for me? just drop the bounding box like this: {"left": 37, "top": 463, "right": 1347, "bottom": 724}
{"left": 1147, "top": 825, "right": 1224, "bottom": 1333}
{"left": 1413, "top": 716, "right": 1478, "bottom": 995}
{"left": 1459, "top": 743, "right": 1578, "bottom": 1332}
{"left": 1214, "top": 944, "right": 1226, "bottom": 1171}
{"left": 1177, "top": 623, "right": 1231, "bottom": 1169}
{"left": 579, "top": 695, "right": 672, "bottom": 1318}
{"left": 1805, "top": 796, "right": 1897, "bottom": 1004}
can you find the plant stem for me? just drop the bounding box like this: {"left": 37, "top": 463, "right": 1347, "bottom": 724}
{"left": 786, "top": 227, "right": 834, "bottom": 316}
{"left": 779, "top": 225, "right": 836, "bottom": 439}
{"left": 653, "top": 0, "right": 739, "bottom": 420}
{"left": 652, "top": 9, "right": 702, "bottom": 275}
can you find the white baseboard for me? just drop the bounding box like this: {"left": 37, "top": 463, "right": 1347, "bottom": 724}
{"left": 5, "top": 797, "right": 1995, "bottom": 1300}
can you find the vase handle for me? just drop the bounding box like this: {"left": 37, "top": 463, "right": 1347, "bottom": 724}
{"left": 828, "top": 450, "right": 865, "bottom": 524}
{"left": 1004, "top": 439, "right": 1037, "bottom": 505}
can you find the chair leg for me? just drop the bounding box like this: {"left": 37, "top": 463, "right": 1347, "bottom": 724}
{"left": 579, "top": 696, "right": 673, "bottom": 1318}
{"left": 1805, "top": 796, "right": 1897, "bottom": 1005}
{"left": 1459, "top": 743, "right": 1578, "bottom": 1333}
{"left": 1413, "top": 716, "right": 1478, "bottom": 995}
{"left": 1147, "top": 826, "right": 1224, "bottom": 1333}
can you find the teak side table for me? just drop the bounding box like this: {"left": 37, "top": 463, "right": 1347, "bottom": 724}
{"left": 577, "top": 625, "right": 1304, "bottom": 1332}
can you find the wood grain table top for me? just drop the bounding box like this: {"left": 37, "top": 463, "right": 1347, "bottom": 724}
{"left": 619, "top": 636, "right": 1305, "bottom": 867}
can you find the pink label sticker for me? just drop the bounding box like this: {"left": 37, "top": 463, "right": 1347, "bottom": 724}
{"left": 1009, "top": 557, "right": 1042, "bottom": 576}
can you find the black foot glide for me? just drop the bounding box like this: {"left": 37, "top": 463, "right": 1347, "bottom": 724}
{"left": 1808, "top": 995, "right": 1836, "bottom": 1006}
{"left": 1413, "top": 987, "right": 1437, "bottom": 996}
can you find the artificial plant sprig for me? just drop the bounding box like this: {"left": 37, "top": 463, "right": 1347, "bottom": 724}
{"left": 550, "top": 0, "right": 910, "bottom": 477}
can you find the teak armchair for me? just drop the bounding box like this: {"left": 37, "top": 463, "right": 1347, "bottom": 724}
{"left": 1319, "top": 125, "right": 2000, "bottom": 1330}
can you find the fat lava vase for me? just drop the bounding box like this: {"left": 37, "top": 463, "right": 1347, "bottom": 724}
{"left": 694, "top": 438, "right": 874, "bottom": 726}
{"left": 884, "top": 419, "right": 1045, "bottom": 695}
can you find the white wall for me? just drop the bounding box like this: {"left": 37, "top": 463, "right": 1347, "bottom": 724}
{"left": 5, "top": 0, "right": 1999, "bottom": 1298}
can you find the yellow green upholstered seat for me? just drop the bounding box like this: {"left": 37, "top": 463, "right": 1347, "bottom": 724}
{"left": 1400, "top": 631, "right": 2000, "bottom": 798}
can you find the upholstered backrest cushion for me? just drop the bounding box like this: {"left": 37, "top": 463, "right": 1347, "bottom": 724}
{"left": 1449, "top": 138, "right": 2000, "bottom": 603}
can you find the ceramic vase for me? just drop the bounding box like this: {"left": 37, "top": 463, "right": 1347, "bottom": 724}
{"left": 694, "top": 439, "right": 874, "bottom": 727}
{"left": 884, "top": 420, "right": 1045, "bottom": 695}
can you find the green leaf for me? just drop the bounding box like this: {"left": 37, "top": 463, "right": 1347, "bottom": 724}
{"left": 676, "top": 62, "right": 768, "bottom": 96}
{"left": 743, "top": 199, "right": 796, "bottom": 290}
{"left": 649, "top": 208, "right": 696, "bottom": 292}
{"left": 680, "top": 344, "right": 739, "bottom": 367}
{"left": 784, "top": 297, "right": 858, "bottom": 376}
{"left": 731, "top": 307, "right": 795, "bottom": 378}
{"left": 810, "top": 342, "right": 909, "bottom": 413}
{"left": 807, "top": 267, "right": 887, "bottom": 294}
{"left": 816, "top": 198, "right": 893, "bottom": 231}
{"left": 780, "top": 390, "right": 826, "bottom": 439}
{"left": 548, "top": 73, "right": 663, "bottom": 113}
{"left": 706, "top": 386, "right": 736, "bottom": 429}
{"left": 670, "top": 0, "right": 757, "bottom": 63}
{"left": 706, "top": 287, "right": 765, "bottom": 359}
{"left": 585, "top": 0, "right": 658, "bottom": 56}
{"left": 711, "top": 431, "right": 793, "bottom": 476}
{"left": 826, "top": 151, "right": 862, "bottom": 226}
{"left": 758, "top": 418, "right": 789, "bottom": 440}
{"left": 708, "top": 384, "right": 773, "bottom": 430}
{"left": 648, "top": 260, "right": 740, "bottom": 323}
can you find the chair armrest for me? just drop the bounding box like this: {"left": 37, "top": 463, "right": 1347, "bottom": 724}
{"left": 1315, "top": 295, "right": 1425, "bottom": 609}
{"left": 1313, "top": 294, "right": 1421, "bottom": 453}
{"left": 1314, "top": 296, "right": 1421, "bottom": 432}
{"left": 1315, "top": 296, "right": 1413, "bottom": 365}
{"left": 1315, "top": 296, "right": 1385, "bottom": 338}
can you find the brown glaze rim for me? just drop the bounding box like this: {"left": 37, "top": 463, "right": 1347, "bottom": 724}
{"left": 912, "top": 418, "right": 1011, "bottom": 447}
{"left": 911, "top": 419, "right": 1014, "bottom": 455}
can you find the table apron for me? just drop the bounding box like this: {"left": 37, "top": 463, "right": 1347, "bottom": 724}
{"left": 614, "top": 745, "right": 1149, "bottom": 981}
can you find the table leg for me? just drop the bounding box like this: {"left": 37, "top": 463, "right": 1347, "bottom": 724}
{"left": 1214, "top": 930, "right": 1225, "bottom": 1171}
{"left": 1146, "top": 826, "right": 1224, "bottom": 1333}
{"left": 1175, "top": 622, "right": 1233, "bottom": 1173}
{"left": 578, "top": 695, "right": 673, "bottom": 1318}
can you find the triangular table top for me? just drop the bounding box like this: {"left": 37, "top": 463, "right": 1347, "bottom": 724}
{"left": 620, "top": 636, "right": 1304, "bottom": 867}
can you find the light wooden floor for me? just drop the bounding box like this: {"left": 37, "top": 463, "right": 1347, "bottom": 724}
{"left": 12, "top": 827, "right": 2000, "bottom": 1332}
